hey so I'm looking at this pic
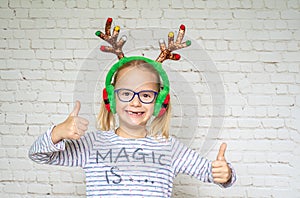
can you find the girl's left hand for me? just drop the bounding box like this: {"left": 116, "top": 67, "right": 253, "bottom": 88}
{"left": 212, "top": 143, "right": 232, "bottom": 184}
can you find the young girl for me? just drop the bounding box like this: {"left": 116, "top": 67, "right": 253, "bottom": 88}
{"left": 29, "top": 19, "right": 236, "bottom": 197}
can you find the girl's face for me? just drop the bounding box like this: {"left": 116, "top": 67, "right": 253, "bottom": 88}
{"left": 114, "top": 66, "right": 159, "bottom": 130}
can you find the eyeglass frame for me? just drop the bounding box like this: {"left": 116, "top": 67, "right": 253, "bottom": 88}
{"left": 114, "top": 88, "right": 158, "bottom": 104}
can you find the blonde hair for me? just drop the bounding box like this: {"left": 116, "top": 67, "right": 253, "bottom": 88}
{"left": 97, "top": 60, "right": 171, "bottom": 139}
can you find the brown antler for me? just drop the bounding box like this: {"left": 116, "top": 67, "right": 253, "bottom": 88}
{"left": 95, "top": 18, "right": 127, "bottom": 59}
{"left": 156, "top": 25, "right": 191, "bottom": 63}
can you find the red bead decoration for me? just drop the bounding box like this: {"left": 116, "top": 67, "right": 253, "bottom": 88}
{"left": 173, "top": 54, "right": 181, "bottom": 60}
{"left": 107, "top": 18, "right": 112, "bottom": 23}
{"left": 100, "top": 46, "right": 106, "bottom": 51}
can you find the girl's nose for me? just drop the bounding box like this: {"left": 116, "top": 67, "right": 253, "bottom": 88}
{"left": 129, "top": 94, "right": 142, "bottom": 107}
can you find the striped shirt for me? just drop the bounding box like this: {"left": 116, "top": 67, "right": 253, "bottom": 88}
{"left": 29, "top": 126, "right": 236, "bottom": 197}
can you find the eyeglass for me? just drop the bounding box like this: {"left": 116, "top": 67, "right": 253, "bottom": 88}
{"left": 115, "top": 88, "right": 158, "bottom": 104}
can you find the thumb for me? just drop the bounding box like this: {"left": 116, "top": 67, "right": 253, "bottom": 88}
{"left": 70, "top": 100, "right": 81, "bottom": 116}
{"left": 216, "top": 143, "right": 227, "bottom": 161}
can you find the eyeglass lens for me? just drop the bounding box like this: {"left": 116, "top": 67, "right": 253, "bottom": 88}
{"left": 116, "top": 89, "right": 157, "bottom": 103}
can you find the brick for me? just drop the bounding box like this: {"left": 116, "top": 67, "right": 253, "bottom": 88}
{"left": 10, "top": 159, "right": 32, "bottom": 170}
{"left": 61, "top": 93, "right": 73, "bottom": 103}
{"left": 224, "top": 30, "right": 246, "bottom": 40}
{"left": 21, "top": 70, "right": 45, "bottom": 80}
{"left": 0, "top": 0, "right": 8, "bottom": 8}
{"left": 273, "top": 96, "right": 294, "bottom": 106}
{"left": 19, "top": 0, "right": 30, "bottom": 8}
{"left": 6, "top": 114, "right": 25, "bottom": 124}
{"left": 209, "top": 10, "right": 232, "bottom": 19}
{"left": 271, "top": 74, "right": 295, "bottom": 83}
{"left": 3, "top": 183, "right": 27, "bottom": 194}
{"left": 164, "top": 9, "right": 186, "bottom": 19}
{"left": 66, "top": 40, "right": 87, "bottom": 49}
{"left": 39, "top": 29, "right": 61, "bottom": 38}
{"left": 61, "top": 29, "right": 82, "bottom": 39}
{"left": 276, "top": 84, "right": 288, "bottom": 94}
{"left": 270, "top": 30, "right": 293, "bottom": 40}
{"left": 210, "top": 51, "right": 234, "bottom": 61}
{"left": 141, "top": 9, "right": 163, "bottom": 19}
{"left": 238, "top": 118, "right": 261, "bottom": 128}
{"left": 32, "top": 39, "right": 54, "bottom": 49}
{"left": 235, "top": 52, "right": 259, "bottom": 62}
{"left": 29, "top": 9, "right": 51, "bottom": 18}
{"left": 35, "top": 50, "right": 51, "bottom": 59}
{"left": 223, "top": 73, "right": 245, "bottom": 82}
{"left": 0, "top": 29, "right": 13, "bottom": 39}
{"left": 246, "top": 31, "right": 269, "bottom": 40}
{"left": 289, "top": 84, "right": 300, "bottom": 94}
{"left": 14, "top": 8, "right": 28, "bottom": 18}
{"left": 248, "top": 95, "right": 272, "bottom": 105}
{"left": 8, "top": 39, "right": 19, "bottom": 49}
{"left": 262, "top": 118, "right": 285, "bottom": 128}
{"left": 19, "top": 39, "right": 30, "bottom": 49}
{"left": 37, "top": 92, "right": 60, "bottom": 102}
{"left": 62, "top": 71, "right": 81, "bottom": 81}
{"left": 28, "top": 183, "right": 51, "bottom": 194}
{"left": 247, "top": 163, "right": 272, "bottom": 175}
{"left": 15, "top": 91, "right": 37, "bottom": 101}
{"left": 12, "top": 50, "right": 35, "bottom": 59}
{"left": 52, "top": 42, "right": 64, "bottom": 52}
{"left": 76, "top": 184, "right": 86, "bottom": 195}
{"left": 271, "top": 140, "right": 296, "bottom": 152}
{"left": 119, "top": 9, "right": 139, "bottom": 19}
{"left": 87, "top": 0, "right": 98, "bottom": 8}
{"left": 0, "top": 90, "right": 14, "bottom": 102}
{"left": 53, "top": 183, "right": 76, "bottom": 194}
{"left": 259, "top": 52, "right": 282, "bottom": 62}
{"left": 0, "top": 9, "right": 14, "bottom": 18}
{"left": 20, "top": 19, "right": 35, "bottom": 29}
{"left": 281, "top": 10, "right": 300, "bottom": 19}
{"left": 283, "top": 52, "right": 300, "bottom": 62}
{"left": 0, "top": 70, "right": 21, "bottom": 80}
{"left": 257, "top": 11, "right": 280, "bottom": 19}
{"left": 26, "top": 114, "right": 50, "bottom": 124}
{"left": 45, "top": 70, "right": 63, "bottom": 80}
{"left": 73, "top": 50, "right": 90, "bottom": 59}
{"left": 7, "top": 20, "right": 18, "bottom": 30}
{"left": 51, "top": 50, "right": 73, "bottom": 59}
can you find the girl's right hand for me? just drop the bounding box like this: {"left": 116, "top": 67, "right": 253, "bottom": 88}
{"left": 51, "top": 101, "right": 89, "bottom": 144}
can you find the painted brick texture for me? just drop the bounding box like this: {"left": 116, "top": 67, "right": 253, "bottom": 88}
{"left": 0, "top": 0, "right": 299, "bottom": 197}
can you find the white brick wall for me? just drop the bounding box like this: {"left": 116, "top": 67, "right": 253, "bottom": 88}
{"left": 0, "top": 0, "right": 299, "bottom": 197}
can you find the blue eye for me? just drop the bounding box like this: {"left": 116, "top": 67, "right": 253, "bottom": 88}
{"left": 122, "top": 91, "right": 131, "bottom": 96}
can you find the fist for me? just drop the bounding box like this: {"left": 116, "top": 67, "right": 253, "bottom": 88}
{"left": 212, "top": 143, "right": 232, "bottom": 184}
{"left": 51, "top": 101, "right": 89, "bottom": 144}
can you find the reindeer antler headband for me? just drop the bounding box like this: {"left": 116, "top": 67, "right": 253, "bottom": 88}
{"left": 95, "top": 18, "right": 191, "bottom": 63}
{"left": 96, "top": 18, "right": 191, "bottom": 116}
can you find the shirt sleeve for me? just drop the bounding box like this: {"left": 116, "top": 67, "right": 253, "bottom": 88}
{"left": 28, "top": 125, "right": 93, "bottom": 168}
{"left": 171, "top": 137, "right": 236, "bottom": 188}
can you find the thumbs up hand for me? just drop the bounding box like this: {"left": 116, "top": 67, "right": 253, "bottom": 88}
{"left": 212, "top": 143, "right": 232, "bottom": 184}
{"left": 51, "top": 101, "right": 89, "bottom": 144}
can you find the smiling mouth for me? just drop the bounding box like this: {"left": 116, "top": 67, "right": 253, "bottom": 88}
{"left": 126, "top": 110, "right": 145, "bottom": 116}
